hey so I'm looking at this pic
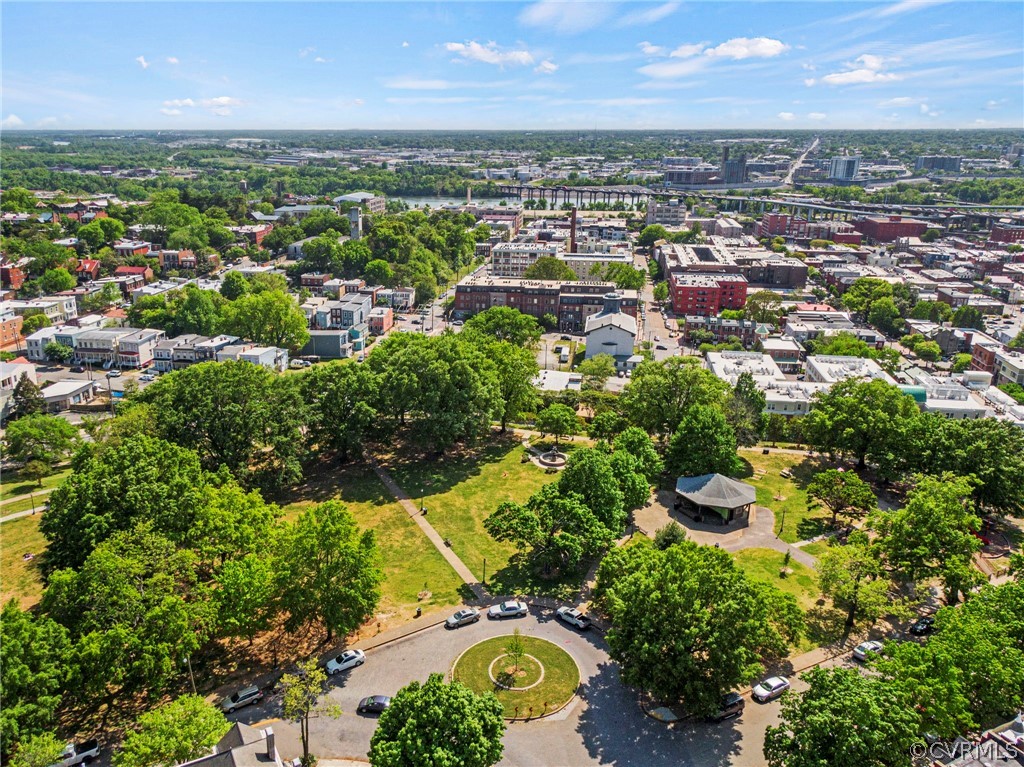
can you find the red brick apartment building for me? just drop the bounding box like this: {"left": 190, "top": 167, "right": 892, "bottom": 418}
{"left": 670, "top": 273, "right": 748, "bottom": 316}
{"left": 854, "top": 215, "right": 928, "bottom": 243}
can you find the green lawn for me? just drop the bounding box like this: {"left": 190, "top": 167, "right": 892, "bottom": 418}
{"left": 731, "top": 547, "right": 822, "bottom": 653}
{"left": 386, "top": 438, "right": 561, "bottom": 595}
{"left": 0, "top": 468, "right": 71, "bottom": 504}
{"left": 1, "top": 515, "right": 47, "bottom": 608}
{"left": 800, "top": 541, "right": 832, "bottom": 559}
{"left": 734, "top": 451, "right": 833, "bottom": 544}
{"left": 452, "top": 635, "right": 580, "bottom": 718}
{"left": 279, "top": 463, "right": 467, "bottom": 633}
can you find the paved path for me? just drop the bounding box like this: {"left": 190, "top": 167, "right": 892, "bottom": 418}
{"left": 368, "top": 458, "right": 486, "bottom": 600}
{"left": 1, "top": 486, "right": 55, "bottom": 522}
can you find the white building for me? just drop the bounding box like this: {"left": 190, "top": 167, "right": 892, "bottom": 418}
{"left": 994, "top": 349, "right": 1024, "bottom": 386}
{"left": 704, "top": 351, "right": 786, "bottom": 386}
{"left": 1, "top": 360, "right": 37, "bottom": 390}
{"left": 805, "top": 355, "right": 895, "bottom": 385}
{"left": 828, "top": 156, "right": 861, "bottom": 181}
{"left": 490, "top": 242, "right": 561, "bottom": 278}
{"left": 2, "top": 296, "right": 79, "bottom": 324}
{"left": 41, "top": 379, "right": 98, "bottom": 412}
{"left": 584, "top": 293, "right": 638, "bottom": 368}
{"left": 24, "top": 326, "right": 61, "bottom": 361}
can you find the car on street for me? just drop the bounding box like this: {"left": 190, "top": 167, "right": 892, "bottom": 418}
{"left": 105, "top": 369, "right": 121, "bottom": 378}
{"left": 560, "top": 335, "right": 572, "bottom": 341}
{"left": 219, "top": 684, "right": 263, "bottom": 713}
{"left": 752, "top": 676, "right": 790, "bottom": 702}
{"left": 910, "top": 616, "right": 936, "bottom": 636}
{"left": 325, "top": 649, "right": 365, "bottom": 675}
{"left": 357, "top": 695, "right": 392, "bottom": 714}
{"left": 656, "top": 344, "right": 667, "bottom": 350}
{"left": 445, "top": 608, "right": 481, "bottom": 628}
{"left": 707, "top": 692, "right": 745, "bottom": 722}
{"left": 654, "top": 335, "right": 661, "bottom": 341}
{"left": 411, "top": 318, "right": 422, "bottom": 325}
{"left": 47, "top": 740, "right": 100, "bottom": 767}
{"left": 555, "top": 606, "right": 592, "bottom": 630}
{"left": 70, "top": 366, "right": 86, "bottom": 373}
{"left": 852, "top": 640, "right": 884, "bottom": 661}
{"left": 139, "top": 373, "right": 156, "bottom": 382}
{"left": 488, "top": 600, "right": 528, "bottom": 619}
{"left": 452, "top": 319, "right": 464, "bottom": 326}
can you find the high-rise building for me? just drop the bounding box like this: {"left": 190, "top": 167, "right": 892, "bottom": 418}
{"left": 915, "top": 155, "right": 962, "bottom": 172}
{"left": 722, "top": 156, "right": 748, "bottom": 184}
{"left": 828, "top": 156, "right": 861, "bottom": 181}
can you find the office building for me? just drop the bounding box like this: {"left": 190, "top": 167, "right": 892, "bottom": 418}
{"left": 828, "top": 156, "right": 861, "bottom": 181}
{"left": 915, "top": 156, "right": 962, "bottom": 172}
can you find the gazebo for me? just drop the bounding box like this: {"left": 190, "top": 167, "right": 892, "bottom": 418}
{"left": 674, "top": 473, "right": 756, "bottom": 527}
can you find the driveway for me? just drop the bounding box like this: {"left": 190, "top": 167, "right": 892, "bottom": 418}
{"left": 225, "top": 607, "right": 821, "bottom": 766}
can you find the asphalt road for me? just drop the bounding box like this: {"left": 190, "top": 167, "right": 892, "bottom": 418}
{"left": 224, "top": 608, "right": 842, "bottom": 766}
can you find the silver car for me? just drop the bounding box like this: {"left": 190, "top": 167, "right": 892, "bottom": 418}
{"left": 445, "top": 608, "right": 481, "bottom": 628}
{"left": 220, "top": 684, "right": 263, "bottom": 713}
{"left": 325, "top": 649, "right": 365, "bottom": 675}
{"left": 752, "top": 676, "right": 790, "bottom": 702}
{"left": 488, "top": 600, "right": 528, "bottom": 619}
{"left": 852, "top": 640, "right": 883, "bottom": 662}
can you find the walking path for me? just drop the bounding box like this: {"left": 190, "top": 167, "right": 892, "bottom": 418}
{"left": 368, "top": 457, "right": 486, "bottom": 600}
{"left": 1, "top": 488, "right": 54, "bottom": 524}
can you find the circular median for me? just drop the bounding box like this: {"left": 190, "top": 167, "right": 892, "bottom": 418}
{"left": 451, "top": 635, "right": 580, "bottom": 719}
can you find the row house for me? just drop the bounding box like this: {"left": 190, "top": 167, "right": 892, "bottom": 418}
{"left": 114, "top": 265, "right": 154, "bottom": 283}
{"left": 113, "top": 239, "right": 152, "bottom": 257}
{"left": 152, "top": 334, "right": 242, "bottom": 373}
{"left": 312, "top": 294, "right": 373, "bottom": 330}
{"left": 216, "top": 344, "right": 288, "bottom": 372}
{"left": 116, "top": 329, "right": 166, "bottom": 368}
{"left": 300, "top": 272, "right": 334, "bottom": 296}
{"left": 76, "top": 259, "right": 101, "bottom": 283}
{"left": 682, "top": 316, "right": 771, "bottom": 347}
{"left": 2, "top": 296, "right": 79, "bottom": 324}
{"left": 367, "top": 306, "right": 394, "bottom": 335}
{"left": 73, "top": 327, "right": 146, "bottom": 368}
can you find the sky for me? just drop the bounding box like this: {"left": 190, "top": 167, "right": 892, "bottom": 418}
{"left": 2, "top": 1, "right": 1022, "bottom": 131}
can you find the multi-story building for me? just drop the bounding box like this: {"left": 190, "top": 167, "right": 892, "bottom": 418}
{"left": 1, "top": 264, "right": 26, "bottom": 291}
{"left": 116, "top": 329, "right": 166, "bottom": 368}
{"left": 761, "top": 336, "right": 804, "bottom": 370}
{"left": 669, "top": 273, "right": 748, "bottom": 316}
{"left": 828, "top": 156, "right": 861, "bottom": 181}
{"left": 113, "top": 239, "right": 152, "bottom": 257}
{"left": 657, "top": 243, "right": 808, "bottom": 289}
{"left": 558, "top": 252, "right": 632, "bottom": 280}
{"left": 990, "top": 222, "right": 1024, "bottom": 244}
{"left": 312, "top": 294, "right": 373, "bottom": 330}
{"left": 73, "top": 327, "right": 138, "bottom": 367}
{"left": 490, "top": 242, "right": 561, "bottom": 278}
{"left": 2, "top": 296, "right": 79, "bottom": 324}
{"left": 272, "top": 204, "right": 336, "bottom": 221}
{"left": 153, "top": 334, "right": 241, "bottom": 373}
{"left": 994, "top": 349, "right": 1024, "bottom": 386}
{"left": 854, "top": 215, "right": 929, "bottom": 243}
{"left": 645, "top": 199, "right": 689, "bottom": 226}
{"left": 805, "top": 355, "right": 895, "bottom": 385}
{"left": 300, "top": 273, "right": 334, "bottom": 296}
{"left": 1, "top": 305, "right": 23, "bottom": 348}
{"left": 682, "top": 316, "right": 769, "bottom": 347}
{"left": 367, "top": 306, "right": 394, "bottom": 335}
{"left": 915, "top": 155, "right": 962, "bottom": 172}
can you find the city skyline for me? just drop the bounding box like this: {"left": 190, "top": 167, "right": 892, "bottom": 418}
{"left": 2, "top": 0, "right": 1022, "bottom": 131}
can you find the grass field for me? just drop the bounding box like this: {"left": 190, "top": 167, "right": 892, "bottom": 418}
{"left": 0, "top": 468, "right": 70, "bottom": 504}
{"left": 1, "top": 515, "right": 47, "bottom": 608}
{"left": 451, "top": 635, "right": 580, "bottom": 718}
{"left": 800, "top": 541, "right": 832, "bottom": 559}
{"left": 735, "top": 451, "right": 832, "bottom": 544}
{"left": 386, "top": 438, "right": 559, "bottom": 594}
{"left": 279, "top": 462, "right": 467, "bottom": 633}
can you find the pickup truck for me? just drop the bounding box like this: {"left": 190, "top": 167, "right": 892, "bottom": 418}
{"left": 48, "top": 740, "right": 100, "bottom": 767}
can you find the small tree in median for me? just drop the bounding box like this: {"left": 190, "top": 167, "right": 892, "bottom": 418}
{"left": 505, "top": 628, "right": 526, "bottom": 676}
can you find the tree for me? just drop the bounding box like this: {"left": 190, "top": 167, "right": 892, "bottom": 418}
{"left": 115, "top": 695, "right": 229, "bottom": 767}
{"left": 914, "top": 340, "right": 942, "bottom": 364}
{"left": 521, "top": 256, "right": 576, "bottom": 281}
{"left": 10, "top": 374, "right": 46, "bottom": 419}
{"left": 20, "top": 459, "right": 51, "bottom": 487}
{"left": 910, "top": 300, "right": 952, "bottom": 323}
{"left": 9, "top": 733, "right": 67, "bottom": 767}
{"left": 534, "top": 403, "right": 578, "bottom": 447}
{"left": 281, "top": 659, "right": 341, "bottom": 767}
{"left": 619, "top": 358, "right": 729, "bottom": 439}
{"left": 577, "top": 354, "right": 617, "bottom": 390}
{"left": 1, "top": 187, "right": 37, "bottom": 213}
{"left": 727, "top": 372, "right": 767, "bottom": 447}
{"left": 40, "top": 268, "right": 76, "bottom": 294}
{"left": 504, "top": 629, "right": 526, "bottom": 675}
{"left": 744, "top": 290, "right": 783, "bottom": 324}
{"left": 872, "top": 474, "right": 982, "bottom": 603}
{"left": 275, "top": 501, "right": 383, "bottom": 641}
{"left": 802, "top": 379, "right": 920, "bottom": 471}
{"left": 604, "top": 263, "right": 645, "bottom": 290}
{"left": 173, "top": 286, "right": 225, "bottom": 337}
{"left": 42, "top": 526, "right": 215, "bottom": 703}
{"left": 653, "top": 521, "right": 687, "bottom": 550}
{"left": 806, "top": 469, "right": 876, "bottom": 527}
{"left": 20, "top": 314, "right": 52, "bottom": 337}
{"left": 40, "top": 435, "right": 209, "bottom": 571}
{"left": 302, "top": 361, "right": 380, "bottom": 459}
{"left": 482, "top": 341, "right": 538, "bottom": 432}
{"left": 763, "top": 667, "right": 920, "bottom": 767}
{"left": 558, "top": 448, "right": 626, "bottom": 532}
{"left": 0, "top": 602, "right": 70, "bottom": 756}
{"left": 363, "top": 259, "right": 395, "bottom": 286}
{"left": 369, "top": 673, "right": 505, "bottom": 767}
{"left": 219, "top": 270, "right": 250, "bottom": 301}
{"left": 463, "top": 307, "right": 541, "bottom": 347}
{"left": 637, "top": 224, "right": 670, "bottom": 248}
{"left": 222, "top": 290, "right": 310, "bottom": 351}
{"left": 841, "top": 277, "right": 893, "bottom": 317}
{"left": 613, "top": 427, "right": 663, "bottom": 483}
{"left": 484, "top": 484, "right": 614, "bottom": 575}
{"left": 3, "top": 413, "right": 79, "bottom": 466}
{"left": 868, "top": 296, "right": 904, "bottom": 336}
{"left": 186, "top": 481, "right": 280, "bottom": 570}
{"left": 921, "top": 228, "right": 941, "bottom": 242}
{"left": 588, "top": 410, "right": 626, "bottom": 442}
{"left": 653, "top": 281, "right": 669, "bottom": 303}
{"left": 43, "top": 341, "right": 74, "bottom": 363}
{"left": 816, "top": 533, "right": 892, "bottom": 628}
{"left": 215, "top": 554, "right": 278, "bottom": 644}
{"left": 597, "top": 539, "right": 802, "bottom": 714}
{"left": 1010, "top": 328, "right": 1024, "bottom": 349}
{"left": 951, "top": 353, "right": 973, "bottom": 373}
{"left": 665, "top": 405, "right": 739, "bottom": 478}
{"left": 951, "top": 305, "right": 985, "bottom": 330}
{"left": 609, "top": 450, "right": 652, "bottom": 512}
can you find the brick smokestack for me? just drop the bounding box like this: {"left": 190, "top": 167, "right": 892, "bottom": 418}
{"left": 569, "top": 207, "right": 577, "bottom": 254}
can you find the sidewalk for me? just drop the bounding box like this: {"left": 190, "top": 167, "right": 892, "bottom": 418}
{"left": 1, "top": 487, "right": 54, "bottom": 523}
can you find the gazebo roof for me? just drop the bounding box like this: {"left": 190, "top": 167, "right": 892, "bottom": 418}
{"left": 674, "top": 473, "right": 756, "bottom": 509}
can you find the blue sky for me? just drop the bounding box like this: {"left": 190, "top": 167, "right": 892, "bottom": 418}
{"left": 2, "top": 1, "right": 1022, "bottom": 130}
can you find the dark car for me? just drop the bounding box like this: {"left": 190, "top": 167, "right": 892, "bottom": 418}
{"left": 357, "top": 695, "right": 391, "bottom": 714}
{"left": 560, "top": 335, "right": 572, "bottom": 341}
{"left": 910, "top": 616, "right": 936, "bottom": 636}
{"left": 707, "top": 692, "right": 745, "bottom": 722}
{"left": 656, "top": 344, "right": 668, "bottom": 350}
{"left": 71, "top": 366, "right": 86, "bottom": 373}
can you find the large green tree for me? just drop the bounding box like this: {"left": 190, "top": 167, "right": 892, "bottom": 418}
{"left": 10, "top": 374, "right": 46, "bottom": 419}
{"left": 816, "top": 533, "right": 893, "bottom": 628}
{"left": 558, "top": 447, "right": 626, "bottom": 533}
{"left": 280, "top": 659, "right": 341, "bottom": 767}
{"left": 302, "top": 361, "right": 380, "bottom": 460}
{"left": 3, "top": 414, "right": 79, "bottom": 466}
{"left": 665, "top": 405, "right": 739, "bottom": 478}
{"left": 462, "top": 306, "right": 541, "bottom": 347}
{"left": 806, "top": 469, "right": 876, "bottom": 527}
{"left": 726, "top": 371, "right": 767, "bottom": 447}
{"left": 619, "top": 358, "right": 729, "bottom": 439}
{"left": 214, "top": 553, "right": 278, "bottom": 644}
{"left": 482, "top": 341, "right": 538, "bottom": 432}
{"left": 369, "top": 673, "right": 505, "bottom": 767}
{"left": 521, "top": 256, "right": 576, "bottom": 281}
{"left": 534, "top": 403, "right": 578, "bottom": 447}
{"left": 114, "top": 695, "right": 229, "bottom": 767}
{"left": 222, "top": 289, "right": 310, "bottom": 350}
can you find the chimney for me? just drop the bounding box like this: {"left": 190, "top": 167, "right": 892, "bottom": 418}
{"left": 569, "top": 207, "right": 577, "bottom": 254}
{"left": 466, "top": 186, "right": 472, "bottom": 204}
{"left": 603, "top": 292, "right": 621, "bottom": 315}
{"left": 265, "top": 727, "right": 276, "bottom": 761}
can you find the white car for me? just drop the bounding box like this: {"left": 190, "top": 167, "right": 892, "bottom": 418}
{"left": 139, "top": 373, "right": 156, "bottom": 382}
{"left": 105, "top": 369, "right": 121, "bottom": 378}
{"left": 555, "top": 606, "right": 592, "bottom": 630}
{"left": 488, "top": 600, "right": 528, "bottom": 619}
{"left": 325, "top": 649, "right": 366, "bottom": 675}
{"left": 752, "top": 676, "right": 790, "bottom": 702}
{"left": 445, "top": 608, "right": 481, "bottom": 628}
{"left": 852, "top": 640, "right": 884, "bottom": 662}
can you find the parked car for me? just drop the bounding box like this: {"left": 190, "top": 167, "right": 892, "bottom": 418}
{"left": 411, "top": 318, "right": 422, "bottom": 325}
{"left": 656, "top": 344, "right": 667, "bottom": 350}
{"left": 654, "top": 335, "right": 661, "bottom": 341}
{"left": 752, "top": 676, "right": 790, "bottom": 702}
{"left": 139, "top": 373, "right": 156, "bottom": 382}
{"left": 105, "top": 369, "right": 121, "bottom": 378}
{"left": 445, "top": 608, "right": 481, "bottom": 628}
{"left": 47, "top": 740, "right": 100, "bottom": 767}
{"left": 357, "top": 695, "right": 392, "bottom": 714}
{"left": 910, "top": 616, "right": 936, "bottom": 636}
{"left": 488, "top": 600, "right": 528, "bottom": 619}
{"left": 289, "top": 359, "right": 307, "bottom": 369}
{"left": 555, "top": 606, "right": 592, "bottom": 630}
{"left": 707, "top": 692, "right": 745, "bottom": 722}
{"left": 325, "top": 649, "right": 366, "bottom": 675}
{"left": 560, "top": 335, "right": 572, "bottom": 341}
{"left": 71, "top": 365, "right": 86, "bottom": 373}
{"left": 853, "top": 640, "right": 884, "bottom": 662}
{"left": 219, "top": 684, "right": 264, "bottom": 713}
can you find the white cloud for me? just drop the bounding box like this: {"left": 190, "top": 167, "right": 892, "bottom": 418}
{"left": 638, "top": 56, "right": 709, "bottom": 79}
{"left": 704, "top": 37, "right": 789, "bottom": 60}
{"left": 801, "top": 62, "right": 816, "bottom": 71}
{"left": 135, "top": 55, "right": 150, "bottom": 69}
{"left": 201, "top": 96, "right": 243, "bottom": 108}
{"left": 518, "top": 1, "right": 615, "bottom": 34}
{"left": 160, "top": 108, "right": 182, "bottom": 116}
{"left": 567, "top": 51, "right": 637, "bottom": 64}
{"left": 166, "top": 56, "right": 179, "bottom": 65}
{"left": 383, "top": 77, "right": 515, "bottom": 90}
{"left": 670, "top": 43, "right": 707, "bottom": 58}
{"left": 352, "top": 98, "right": 365, "bottom": 107}
{"left": 386, "top": 96, "right": 480, "bottom": 105}
{"left": 875, "top": 0, "right": 950, "bottom": 19}
{"left": 163, "top": 98, "right": 196, "bottom": 107}
{"left": 298, "top": 46, "right": 316, "bottom": 58}
{"left": 919, "top": 103, "right": 941, "bottom": 117}
{"left": 314, "top": 56, "right": 332, "bottom": 64}
{"left": 1, "top": 114, "right": 25, "bottom": 128}
{"left": 777, "top": 111, "right": 796, "bottom": 121}
{"left": 444, "top": 41, "right": 534, "bottom": 67}
{"left": 811, "top": 54, "right": 900, "bottom": 86}
{"left": 638, "top": 42, "right": 667, "bottom": 57}
{"left": 879, "top": 96, "right": 920, "bottom": 107}
{"left": 617, "top": 2, "right": 680, "bottom": 27}
{"left": 985, "top": 98, "right": 1007, "bottom": 110}
{"left": 35, "top": 116, "right": 59, "bottom": 127}
{"left": 534, "top": 60, "right": 559, "bottom": 74}
{"left": 401, "top": 41, "right": 410, "bottom": 48}
{"left": 807, "top": 112, "right": 827, "bottom": 120}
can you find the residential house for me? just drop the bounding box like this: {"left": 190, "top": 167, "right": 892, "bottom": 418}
{"left": 41, "top": 379, "right": 98, "bottom": 412}
{"left": 114, "top": 265, "right": 154, "bottom": 283}
{"left": 178, "top": 724, "right": 288, "bottom": 767}
{"left": 76, "top": 259, "right": 101, "bottom": 283}
{"left": 74, "top": 327, "right": 137, "bottom": 367}
{"left": 116, "top": 329, "right": 166, "bottom": 368}
{"left": 2, "top": 296, "right": 79, "bottom": 324}
{"left": 367, "top": 306, "right": 394, "bottom": 335}
{"left": 113, "top": 239, "right": 152, "bottom": 257}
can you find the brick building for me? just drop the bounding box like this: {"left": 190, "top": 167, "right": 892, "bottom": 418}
{"left": 669, "top": 273, "right": 747, "bottom": 316}
{"left": 853, "top": 215, "right": 929, "bottom": 243}
{"left": 990, "top": 222, "right": 1024, "bottom": 244}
